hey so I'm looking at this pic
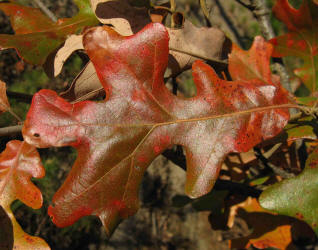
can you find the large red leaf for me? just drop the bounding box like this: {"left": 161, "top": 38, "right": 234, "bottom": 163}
{"left": 269, "top": 0, "right": 318, "bottom": 92}
{"left": 0, "top": 140, "right": 49, "bottom": 249}
{"left": 0, "top": 0, "right": 98, "bottom": 65}
{"left": 22, "top": 23, "right": 292, "bottom": 235}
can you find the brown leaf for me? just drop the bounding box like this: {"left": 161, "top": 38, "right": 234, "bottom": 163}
{"left": 54, "top": 35, "right": 84, "bottom": 77}
{"left": 229, "top": 197, "right": 295, "bottom": 250}
{"left": 90, "top": 0, "right": 151, "bottom": 36}
{"left": 167, "top": 20, "right": 230, "bottom": 78}
{"left": 58, "top": 20, "right": 229, "bottom": 101}
{"left": 0, "top": 80, "right": 10, "bottom": 113}
{"left": 60, "top": 62, "right": 104, "bottom": 102}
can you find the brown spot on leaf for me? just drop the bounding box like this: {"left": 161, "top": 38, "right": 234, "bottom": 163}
{"left": 296, "top": 212, "right": 304, "bottom": 220}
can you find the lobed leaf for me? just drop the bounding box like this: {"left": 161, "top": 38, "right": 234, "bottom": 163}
{"left": 56, "top": 18, "right": 228, "bottom": 87}
{"left": 0, "top": 140, "right": 49, "bottom": 249}
{"left": 22, "top": 23, "right": 291, "bottom": 235}
{"left": 0, "top": 0, "right": 99, "bottom": 65}
{"left": 229, "top": 36, "right": 274, "bottom": 83}
{"left": 260, "top": 145, "right": 318, "bottom": 235}
{"left": 269, "top": 0, "right": 318, "bottom": 93}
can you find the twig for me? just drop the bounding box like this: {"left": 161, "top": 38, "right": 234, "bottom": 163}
{"left": 214, "top": 0, "right": 246, "bottom": 49}
{"left": 262, "top": 143, "right": 282, "bottom": 159}
{"left": 169, "top": 46, "right": 228, "bottom": 66}
{"left": 246, "top": 0, "right": 292, "bottom": 93}
{"left": 7, "top": 108, "right": 22, "bottom": 123}
{"left": 162, "top": 148, "right": 262, "bottom": 197}
{"left": 235, "top": 0, "right": 254, "bottom": 10}
{"left": 0, "top": 103, "right": 22, "bottom": 122}
{"left": 31, "top": 0, "right": 57, "bottom": 22}
{"left": 7, "top": 91, "right": 33, "bottom": 103}
{"left": 172, "top": 77, "right": 177, "bottom": 95}
{"left": 254, "top": 147, "right": 295, "bottom": 179}
{"left": 0, "top": 125, "right": 23, "bottom": 137}
{"left": 170, "top": 0, "right": 176, "bottom": 11}
{"left": 200, "top": 0, "right": 212, "bottom": 27}
{"left": 35, "top": 216, "right": 48, "bottom": 236}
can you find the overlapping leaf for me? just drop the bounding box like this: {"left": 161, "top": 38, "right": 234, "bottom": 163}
{"left": 90, "top": 0, "right": 151, "bottom": 36}
{"left": 229, "top": 36, "right": 275, "bottom": 83}
{"left": 269, "top": 0, "right": 318, "bottom": 92}
{"left": 230, "top": 198, "right": 294, "bottom": 249}
{"left": 285, "top": 116, "right": 317, "bottom": 142}
{"left": 0, "top": 140, "right": 49, "bottom": 249}
{"left": 22, "top": 23, "right": 291, "bottom": 235}
{"left": 0, "top": 80, "right": 10, "bottom": 114}
{"left": 0, "top": 0, "right": 99, "bottom": 65}
{"left": 260, "top": 146, "right": 318, "bottom": 234}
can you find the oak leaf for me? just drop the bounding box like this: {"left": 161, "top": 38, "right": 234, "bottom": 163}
{"left": 0, "top": 140, "right": 49, "bottom": 249}
{"left": 22, "top": 23, "right": 291, "bottom": 235}
{"left": 269, "top": 0, "right": 318, "bottom": 92}
{"left": 0, "top": 0, "right": 99, "bottom": 65}
{"left": 260, "top": 145, "right": 318, "bottom": 235}
{"left": 57, "top": 18, "right": 228, "bottom": 97}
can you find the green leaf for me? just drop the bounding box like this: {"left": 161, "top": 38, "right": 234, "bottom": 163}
{"left": 285, "top": 116, "right": 317, "bottom": 142}
{"left": 260, "top": 146, "right": 318, "bottom": 234}
{"left": 0, "top": 0, "right": 99, "bottom": 65}
{"left": 296, "top": 96, "right": 318, "bottom": 106}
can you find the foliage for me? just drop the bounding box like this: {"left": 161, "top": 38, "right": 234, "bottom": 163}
{"left": 0, "top": 0, "right": 318, "bottom": 249}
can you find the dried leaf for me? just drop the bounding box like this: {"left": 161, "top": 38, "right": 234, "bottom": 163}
{"left": 23, "top": 23, "right": 291, "bottom": 235}
{"left": 0, "top": 140, "right": 49, "bottom": 249}
{"left": 58, "top": 20, "right": 230, "bottom": 101}
{"left": 167, "top": 20, "right": 230, "bottom": 78}
{"left": 270, "top": 0, "right": 318, "bottom": 92}
{"left": 53, "top": 34, "right": 84, "bottom": 77}
{"left": 90, "top": 0, "right": 151, "bottom": 36}
{"left": 0, "top": 0, "right": 99, "bottom": 65}
{"left": 0, "top": 80, "right": 10, "bottom": 113}
{"left": 60, "top": 62, "right": 104, "bottom": 102}
{"left": 229, "top": 197, "right": 294, "bottom": 249}
{"left": 260, "top": 146, "right": 318, "bottom": 235}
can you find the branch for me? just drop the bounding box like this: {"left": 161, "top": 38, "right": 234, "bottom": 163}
{"left": 254, "top": 146, "right": 295, "bottom": 179}
{"left": 169, "top": 46, "right": 228, "bottom": 66}
{"left": 214, "top": 0, "right": 246, "bottom": 49}
{"left": 235, "top": 0, "right": 254, "bottom": 10}
{"left": 31, "top": 0, "right": 57, "bottom": 22}
{"left": 7, "top": 91, "right": 33, "bottom": 103}
{"left": 247, "top": 0, "right": 292, "bottom": 93}
{"left": 0, "top": 125, "right": 23, "bottom": 137}
{"left": 162, "top": 148, "right": 262, "bottom": 198}
{"left": 200, "top": 0, "right": 212, "bottom": 27}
